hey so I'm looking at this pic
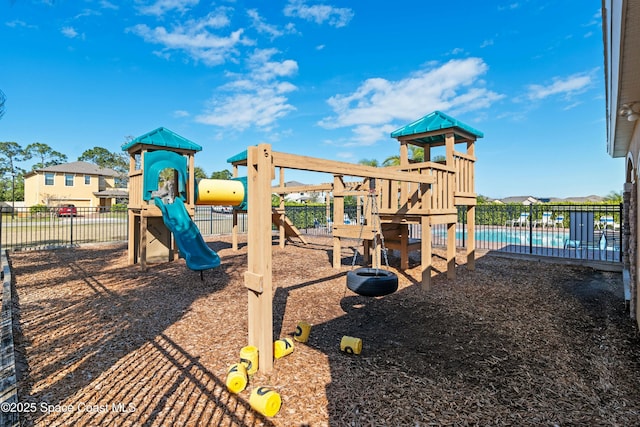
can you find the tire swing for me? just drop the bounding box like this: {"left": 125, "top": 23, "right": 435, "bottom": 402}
{"left": 346, "top": 178, "right": 398, "bottom": 297}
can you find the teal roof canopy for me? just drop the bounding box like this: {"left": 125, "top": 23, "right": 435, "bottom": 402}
{"left": 227, "top": 150, "right": 248, "bottom": 164}
{"left": 391, "top": 111, "right": 483, "bottom": 145}
{"left": 122, "top": 127, "right": 203, "bottom": 152}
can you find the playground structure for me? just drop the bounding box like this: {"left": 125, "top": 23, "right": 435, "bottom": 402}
{"left": 122, "top": 127, "right": 304, "bottom": 271}
{"left": 122, "top": 128, "right": 246, "bottom": 272}
{"left": 229, "top": 111, "right": 482, "bottom": 372}
{"left": 124, "top": 111, "right": 483, "bottom": 373}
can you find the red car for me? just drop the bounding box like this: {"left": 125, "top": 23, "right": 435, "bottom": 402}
{"left": 57, "top": 204, "right": 77, "bottom": 217}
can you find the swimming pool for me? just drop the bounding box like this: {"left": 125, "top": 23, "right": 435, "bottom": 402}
{"left": 432, "top": 227, "right": 569, "bottom": 248}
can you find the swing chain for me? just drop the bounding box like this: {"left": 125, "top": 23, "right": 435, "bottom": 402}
{"left": 350, "top": 192, "right": 370, "bottom": 268}
{"left": 369, "top": 189, "right": 390, "bottom": 270}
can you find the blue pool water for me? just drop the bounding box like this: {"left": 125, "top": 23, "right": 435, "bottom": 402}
{"left": 472, "top": 229, "right": 568, "bottom": 247}
{"left": 434, "top": 228, "right": 569, "bottom": 248}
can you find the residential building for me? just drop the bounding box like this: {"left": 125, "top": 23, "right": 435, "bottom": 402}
{"left": 602, "top": 0, "right": 640, "bottom": 324}
{"left": 24, "top": 161, "right": 127, "bottom": 209}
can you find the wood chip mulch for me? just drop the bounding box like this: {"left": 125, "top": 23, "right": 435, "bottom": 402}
{"left": 7, "top": 235, "right": 640, "bottom": 426}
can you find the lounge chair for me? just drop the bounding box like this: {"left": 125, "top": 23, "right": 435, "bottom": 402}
{"left": 553, "top": 214, "right": 565, "bottom": 228}
{"left": 506, "top": 212, "right": 529, "bottom": 227}
{"left": 598, "top": 216, "right": 620, "bottom": 230}
{"left": 533, "top": 212, "right": 552, "bottom": 227}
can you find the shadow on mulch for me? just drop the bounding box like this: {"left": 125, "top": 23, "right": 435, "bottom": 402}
{"left": 9, "top": 236, "right": 640, "bottom": 426}
{"left": 10, "top": 244, "right": 275, "bottom": 427}
{"left": 308, "top": 258, "right": 640, "bottom": 426}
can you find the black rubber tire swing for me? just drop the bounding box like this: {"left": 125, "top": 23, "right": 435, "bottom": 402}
{"left": 347, "top": 268, "right": 398, "bottom": 297}
{"left": 346, "top": 178, "right": 399, "bottom": 297}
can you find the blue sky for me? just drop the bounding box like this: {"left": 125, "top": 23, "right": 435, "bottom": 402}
{"left": 0, "top": 0, "right": 621, "bottom": 199}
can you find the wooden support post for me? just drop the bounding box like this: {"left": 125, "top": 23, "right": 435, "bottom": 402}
{"left": 279, "top": 168, "right": 285, "bottom": 248}
{"left": 447, "top": 222, "right": 456, "bottom": 279}
{"left": 332, "top": 176, "right": 345, "bottom": 269}
{"left": 467, "top": 205, "right": 475, "bottom": 270}
{"left": 400, "top": 224, "right": 409, "bottom": 270}
{"left": 400, "top": 142, "right": 409, "bottom": 209}
{"left": 140, "top": 216, "right": 148, "bottom": 272}
{"left": 232, "top": 211, "right": 238, "bottom": 251}
{"left": 127, "top": 210, "right": 136, "bottom": 265}
{"left": 245, "top": 144, "right": 274, "bottom": 373}
{"left": 421, "top": 215, "right": 431, "bottom": 291}
{"left": 445, "top": 133, "right": 454, "bottom": 166}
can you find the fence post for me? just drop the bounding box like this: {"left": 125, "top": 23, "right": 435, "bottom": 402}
{"left": 528, "top": 204, "right": 533, "bottom": 254}
{"left": 70, "top": 214, "right": 74, "bottom": 246}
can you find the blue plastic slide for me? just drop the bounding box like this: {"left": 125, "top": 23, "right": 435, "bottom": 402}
{"left": 153, "top": 197, "right": 221, "bottom": 271}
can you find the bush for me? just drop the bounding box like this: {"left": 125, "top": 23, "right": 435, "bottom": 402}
{"left": 111, "top": 203, "right": 128, "bottom": 212}
{"left": 30, "top": 204, "right": 49, "bottom": 214}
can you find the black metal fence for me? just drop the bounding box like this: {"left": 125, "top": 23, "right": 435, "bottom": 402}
{"left": 288, "top": 203, "right": 623, "bottom": 263}
{"left": 0, "top": 203, "right": 622, "bottom": 263}
{"left": 0, "top": 206, "right": 247, "bottom": 251}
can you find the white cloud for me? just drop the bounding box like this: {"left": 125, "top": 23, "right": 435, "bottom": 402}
{"left": 126, "top": 9, "right": 252, "bottom": 66}
{"left": 284, "top": 0, "right": 354, "bottom": 28}
{"left": 5, "top": 20, "right": 37, "bottom": 29}
{"left": 61, "top": 26, "right": 79, "bottom": 38}
{"left": 136, "top": 0, "right": 198, "bottom": 16}
{"left": 480, "top": 39, "right": 494, "bottom": 48}
{"left": 318, "top": 58, "right": 503, "bottom": 146}
{"left": 100, "top": 1, "right": 119, "bottom": 10}
{"left": 247, "top": 9, "right": 284, "bottom": 39}
{"left": 173, "top": 110, "right": 190, "bottom": 118}
{"left": 196, "top": 49, "right": 298, "bottom": 130}
{"left": 526, "top": 72, "right": 592, "bottom": 100}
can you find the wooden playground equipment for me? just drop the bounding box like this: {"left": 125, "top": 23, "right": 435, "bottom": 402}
{"left": 123, "top": 128, "right": 203, "bottom": 269}
{"left": 123, "top": 112, "right": 483, "bottom": 373}
{"left": 229, "top": 110, "right": 483, "bottom": 372}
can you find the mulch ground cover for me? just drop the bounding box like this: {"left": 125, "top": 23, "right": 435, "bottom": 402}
{"left": 7, "top": 234, "right": 640, "bottom": 426}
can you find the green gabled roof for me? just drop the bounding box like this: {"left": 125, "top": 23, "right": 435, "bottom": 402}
{"left": 391, "top": 111, "right": 483, "bottom": 144}
{"left": 121, "top": 127, "right": 202, "bottom": 152}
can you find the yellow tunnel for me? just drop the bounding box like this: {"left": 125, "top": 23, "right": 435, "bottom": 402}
{"left": 196, "top": 179, "right": 245, "bottom": 206}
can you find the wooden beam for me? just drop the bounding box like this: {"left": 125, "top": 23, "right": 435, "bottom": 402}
{"left": 271, "top": 183, "right": 334, "bottom": 193}
{"left": 271, "top": 151, "right": 434, "bottom": 184}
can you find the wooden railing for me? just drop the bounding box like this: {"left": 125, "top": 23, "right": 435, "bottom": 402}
{"left": 453, "top": 151, "right": 475, "bottom": 197}
{"left": 378, "top": 162, "right": 457, "bottom": 215}
{"left": 128, "top": 171, "right": 143, "bottom": 208}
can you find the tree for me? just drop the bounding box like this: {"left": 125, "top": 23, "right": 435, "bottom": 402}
{"left": 25, "top": 142, "right": 68, "bottom": 170}
{"left": 0, "top": 142, "right": 31, "bottom": 207}
{"left": 358, "top": 158, "right": 380, "bottom": 167}
{"left": 79, "top": 147, "right": 129, "bottom": 187}
{"left": 193, "top": 166, "right": 207, "bottom": 180}
{"left": 210, "top": 169, "right": 233, "bottom": 180}
{"left": 382, "top": 146, "right": 425, "bottom": 166}
{"left": 604, "top": 191, "right": 623, "bottom": 204}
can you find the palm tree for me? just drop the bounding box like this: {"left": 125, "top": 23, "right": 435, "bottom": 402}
{"left": 604, "top": 190, "right": 623, "bottom": 203}
{"left": 358, "top": 158, "right": 380, "bottom": 167}
{"left": 382, "top": 146, "right": 425, "bottom": 166}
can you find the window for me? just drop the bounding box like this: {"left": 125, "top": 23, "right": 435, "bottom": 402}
{"left": 45, "top": 173, "right": 54, "bottom": 186}
{"left": 65, "top": 174, "right": 74, "bottom": 187}
{"left": 84, "top": 175, "right": 91, "bottom": 185}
